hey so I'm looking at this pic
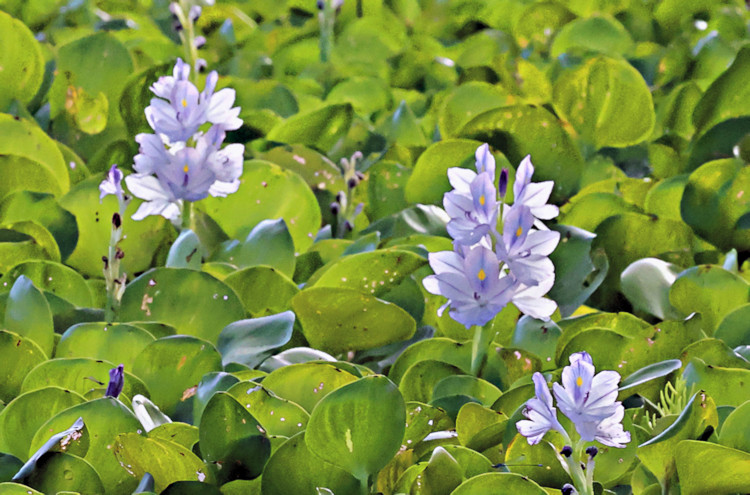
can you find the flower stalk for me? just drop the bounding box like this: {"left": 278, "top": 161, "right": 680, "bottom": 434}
{"left": 100, "top": 165, "right": 130, "bottom": 323}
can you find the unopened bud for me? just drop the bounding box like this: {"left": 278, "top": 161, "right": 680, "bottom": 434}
{"left": 195, "top": 58, "right": 207, "bottom": 73}
{"left": 499, "top": 168, "right": 509, "bottom": 198}
{"left": 102, "top": 256, "right": 109, "bottom": 269}
{"left": 561, "top": 484, "right": 576, "bottom": 495}
{"left": 343, "top": 220, "right": 353, "bottom": 232}
{"left": 173, "top": 19, "right": 183, "bottom": 31}
{"left": 336, "top": 191, "right": 346, "bottom": 203}
{"left": 330, "top": 202, "right": 340, "bottom": 215}
{"left": 105, "top": 364, "right": 124, "bottom": 398}
{"left": 194, "top": 36, "right": 206, "bottom": 49}
{"left": 115, "top": 247, "right": 125, "bottom": 260}
{"left": 169, "top": 2, "right": 181, "bottom": 17}
{"left": 316, "top": 0, "right": 324, "bottom": 9}
{"left": 560, "top": 445, "right": 573, "bottom": 458}
{"left": 586, "top": 446, "right": 598, "bottom": 459}
{"left": 189, "top": 5, "right": 202, "bottom": 21}
{"left": 347, "top": 176, "right": 359, "bottom": 189}
{"left": 355, "top": 171, "right": 365, "bottom": 181}
{"left": 112, "top": 212, "right": 122, "bottom": 229}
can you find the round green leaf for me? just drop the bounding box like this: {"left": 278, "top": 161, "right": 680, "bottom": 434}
{"left": 227, "top": 381, "right": 309, "bottom": 437}
{"left": 21, "top": 357, "right": 148, "bottom": 400}
{"left": 715, "top": 304, "right": 750, "bottom": 348}
{"left": 217, "top": 311, "right": 295, "bottom": 368}
{"left": 0, "top": 387, "right": 86, "bottom": 460}
{"left": 113, "top": 433, "right": 211, "bottom": 492}
{"left": 550, "top": 15, "right": 634, "bottom": 57}
{"left": 30, "top": 397, "right": 144, "bottom": 493}
{"left": 120, "top": 267, "right": 245, "bottom": 343}
{"left": 0, "top": 330, "right": 46, "bottom": 403}
{"left": 25, "top": 452, "right": 105, "bottom": 494}
{"left": 56, "top": 323, "right": 155, "bottom": 369}
{"left": 0, "top": 261, "right": 92, "bottom": 308}
{"left": 366, "top": 160, "right": 411, "bottom": 221}
{"left": 438, "top": 83, "right": 510, "bottom": 139}
{"left": 675, "top": 440, "right": 750, "bottom": 495}
{"left": 451, "top": 472, "right": 547, "bottom": 494}
{"left": 59, "top": 176, "right": 171, "bottom": 278}
{"left": 266, "top": 104, "right": 353, "bottom": 152}
{"left": 683, "top": 359, "right": 750, "bottom": 407}
{"left": 0, "top": 221, "right": 60, "bottom": 273}
{"left": 199, "top": 392, "right": 270, "bottom": 484}
{"left": 223, "top": 266, "right": 299, "bottom": 317}
{"left": 260, "top": 362, "right": 358, "bottom": 413}
{"left": 148, "top": 422, "right": 199, "bottom": 451}
{"left": 261, "top": 432, "right": 360, "bottom": 495}
{"left": 214, "top": 219, "right": 296, "bottom": 277}
{"left": 292, "top": 287, "right": 416, "bottom": 354}
{"left": 305, "top": 375, "right": 406, "bottom": 480}
{"left": 0, "top": 11, "right": 44, "bottom": 109}
{"left": 553, "top": 56, "right": 654, "bottom": 149}
{"left": 718, "top": 400, "right": 750, "bottom": 452}
{"left": 459, "top": 105, "right": 583, "bottom": 200}
{"left": 4, "top": 276, "right": 53, "bottom": 357}
{"left": 132, "top": 336, "right": 222, "bottom": 416}
{"left": 201, "top": 160, "right": 321, "bottom": 254}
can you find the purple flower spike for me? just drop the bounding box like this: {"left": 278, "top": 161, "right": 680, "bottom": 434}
{"left": 445, "top": 172, "right": 498, "bottom": 246}
{"left": 499, "top": 168, "right": 508, "bottom": 198}
{"left": 516, "top": 372, "right": 567, "bottom": 445}
{"left": 496, "top": 205, "right": 559, "bottom": 287}
{"left": 105, "top": 364, "right": 125, "bottom": 398}
{"left": 423, "top": 246, "right": 517, "bottom": 328}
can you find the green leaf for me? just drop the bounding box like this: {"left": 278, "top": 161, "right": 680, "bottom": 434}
{"left": 404, "top": 139, "right": 489, "bottom": 205}
{"left": 4, "top": 276, "right": 53, "bottom": 357}
{"left": 715, "top": 304, "right": 750, "bottom": 348}
{"left": 511, "top": 316, "right": 562, "bottom": 370}
{"left": 132, "top": 336, "right": 223, "bottom": 417}
{"left": 13, "top": 417, "right": 86, "bottom": 482}
{"left": 366, "top": 160, "right": 411, "bottom": 220}
{"left": 438, "top": 83, "right": 510, "bottom": 139}
{"left": 433, "top": 375, "right": 502, "bottom": 407}
{"left": 680, "top": 158, "right": 750, "bottom": 251}
{"left": 0, "top": 331, "right": 46, "bottom": 403}
{"left": 214, "top": 219, "right": 296, "bottom": 277}
{"left": 669, "top": 265, "right": 750, "bottom": 335}
{"left": 148, "top": 422, "right": 199, "bottom": 451}
{"left": 399, "top": 360, "right": 464, "bottom": 404}
{"left": 0, "top": 387, "right": 86, "bottom": 461}
{"left": 692, "top": 45, "right": 750, "bottom": 138}
{"left": 113, "top": 433, "right": 211, "bottom": 492}
{"left": 558, "top": 192, "right": 640, "bottom": 233}
{"left": 0, "top": 221, "right": 60, "bottom": 272}
{"left": 165, "top": 229, "right": 202, "bottom": 270}
{"left": 292, "top": 287, "right": 416, "bottom": 354}
{"left": 504, "top": 432, "right": 569, "bottom": 488}
{"left": 191, "top": 372, "right": 239, "bottom": 426}
{"left": 451, "top": 472, "right": 547, "bottom": 494}
{"left": 0, "top": 11, "right": 44, "bottom": 110}
{"left": 21, "top": 357, "right": 148, "bottom": 399}
{"left": 403, "top": 402, "right": 454, "bottom": 449}
{"left": 56, "top": 323, "right": 155, "bottom": 369}
{"left": 0, "top": 115, "right": 69, "bottom": 197}
{"left": 226, "top": 381, "right": 309, "bottom": 437}
{"left": 0, "top": 261, "right": 92, "bottom": 308}
{"left": 327, "top": 77, "right": 391, "bottom": 117}
{"left": 553, "top": 56, "right": 654, "bottom": 149}
{"left": 674, "top": 440, "right": 750, "bottom": 495}
{"left": 550, "top": 15, "right": 634, "bottom": 58}
{"left": 0, "top": 192, "right": 78, "bottom": 261}
{"left": 223, "top": 266, "right": 299, "bottom": 317}
{"left": 383, "top": 100, "right": 428, "bottom": 148}
{"left": 620, "top": 258, "right": 681, "bottom": 320}
{"left": 260, "top": 362, "right": 358, "bottom": 413}
{"left": 455, "top": 402, "right": 508, "bottom": 453}
{"left": 59, "top": 176, "right": 171, "bottom": 278}
{"left": 24, "top": 452, "right": 105, "bottom": 494}
{"left": 217, "top": 311, "right": 295, "bottom": 368}
{"left": 120, "top": 268, "right": 245, "bottom": 343}
{"left": 412, "top": 446, "right": 464, "bottom": 495}
{"left": 307, "top": 249, "right": 426, "bottom": 297}
{"left": 683, "top": 358, "right": 750, "bottom": 407}
{"left": 305, "top": 375, "right": 405, "bottom": 480}
{"left": 119, "top": 63, "right": 171, "bottom": 137}
{"left": 0, "top": 453, "right": 22, "bottom": 483}
{"left": 258, "top": 144, "right": 345, "bottom": 193}
{"left": 619, "top": 359, "right": 682, "bottom": 392}
{"left": 199, "top": 392, "right": 270, "bottom": 484}
{"left": 267, "top": 104, "right": 353, "bottom": 152}
{"left": 29, "top": 398, "right": 144, "bottom": 493}
{"left": 390, "top": 338, "right": 471, "bottom": 385}
{"left": 202, "top": 160, "right": 321, "bottom": 254}
{"left": 261, "top": 432, "right": 360, "bottom": 495}
{"left": 0, "top": 483, "right": 41, "bottom": 494}
{"left": 718, "top": 400, "right": 750, "bottom": 452}
{"left": 639, "top": 392, "right": 718, "bottom": 485}
{"left": 459, "top": 105, "right": 583, "bottom": 200}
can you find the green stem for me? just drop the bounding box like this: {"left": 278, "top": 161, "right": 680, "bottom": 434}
{"left": 181, "top": 200, "right": 193, "bottom": 231}
{"left": 319, "top": 0, "right": 335, "bottom": 63}
{"left": 176, "top": 0, "right": 200, "bottom": 81}
{"left": 470, "top": 324, "right": 496, "bottom": 376}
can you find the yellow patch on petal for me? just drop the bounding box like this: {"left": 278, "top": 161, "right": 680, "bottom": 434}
{"left": 516, "top": 226, "right": 523, "bottom": 237}
{"left": 479, "top": 195, "right": 485, "bottom": 206}
{"left": 181, "top": 98, "right": 188, "bottom": 107}
{"left": 183, "top": 165, "right": 189, "bottom": 174}
{"left": 576, "top": 376, "right": 583, "bottom": 387}
{"left": 477, "top": 268, "right": 486, "bottom": 281}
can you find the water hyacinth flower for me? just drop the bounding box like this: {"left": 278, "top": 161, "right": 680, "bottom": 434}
{"left": 145, "top": 58, "right": 241, "bottom": 143}
{"left": 99, "top": 165, "right": 125, "bottom": 203}
{"left": 444, "top": 171, "right": 498, "bottom": 246}
{"left": 423, "top": 245, "right": 517, "bottom": 328}
{"left": 517, "top": 352, "right": 631, "bottom": 448}
{"left": 513, "top": 155, "right": 559, "bottom": 225}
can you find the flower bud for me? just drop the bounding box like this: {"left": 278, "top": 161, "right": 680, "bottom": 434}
{"left": 105, "top": 364, "right": 124, "bottom": 398}
{"left": 189, "top": 5, "right": 202, "bottom": 21}
{"left": 115, "top": 247, "right": 125, "bottom": 260}
{"left": 560, "top": 445, "right": 573, "bottom": 458}
{"left": 561, "top": 484, "right": 576, "bottom": 495}
{"left": 194, "top": 36, "right": 206, "bottom": 49}
{"left": 499, "top": 168, "right": 509, "bottom": 198}
{"left": 330, "top": 202, "right": 340, "bottom": 216}
{"left": 112, "top": 212, "right": 122, "bottom": 229}
{"left": 347, "top": 176, "right": 359, "bottom": 189}
{"left": 343, "top": 220, "right": 353, "bottom": 232}
{"left": 586, "top": 446, "right": 598, "bottom": 459}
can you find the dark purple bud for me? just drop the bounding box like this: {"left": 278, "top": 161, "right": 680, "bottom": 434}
{"left": 355, "top": 171, "right": 365, "bottom": 181}
{"left": 189, "top": 5, "right": 201, "bottom": 21}
{"left": 112, "top": 212, "right": 122, "bottom": 229}
{"left": 316, "top": 0, "right": 324, "bottom": 9}
{"left": 330, "top": 202, "right": 340, "bottom": 215}
{"left": 169, "top": 2, "right": 181, "bottom": 16}
{"left": 115, "top": 247, "right": 125, "bottom": 260}
{"left": 336, "top": 191, "right": 346, "bottom": 203}
{"left": 195, "top": 58, "right": 207, "bottom": 73}
{"left": 102, "top": 256, "right": 109, "bottom": 269}
{"left": 173, "top": 19, "right": 183, "bottom": 31}
{"left": 347, "top": 176, "right": 359, "bottom": 189}
{"left": 194, "top": 36, "right": 206, "bottom": 49}
{"left": 499, "top": 168, "right": 509, "bottom": 198}
{"left": 343, "top": 220, "right": 353, "bottom": 232}
{"left": 561, "top": 484, "right": 575, "bottom": 495}
{"left": 105, "top": 364, "right": 124, "bottom": 398}
{"left": 586, "top": 446, "right": 598, "bottom": 459}
{"left": 560, "top": 445, "right": 573, "bottom": 458}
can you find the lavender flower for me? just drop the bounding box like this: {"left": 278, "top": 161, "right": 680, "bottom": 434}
{"left": 552, "top": 352, "right": 630, "bottom": 448}
{"left": 475, "top": 143, "right": 495, "bottom": 178}
{"left": 99, "top": 165, "right": 125, "bottom": 203}
{"left": 513, "top": 155, "right": 559, "bottom": 224}
{"left": 516, "top": 372, "right": 567, "bottom": 445}
{"left": 423, "top": 245, "right": 518, "bottom": 328}
{"left": 444, "top": 172, "right": 498, "bottom": 246}
{"left": 517, "top": 352, "right": 631, "bottom": 448}
{"left": 105, "top": 364, "right": 124, "bottom": 398}
{"left": 510, "top": 273, "right": 557, "bottom": 321}
{"left": 145, "top": 58, "right": 241, "bottom": 143}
